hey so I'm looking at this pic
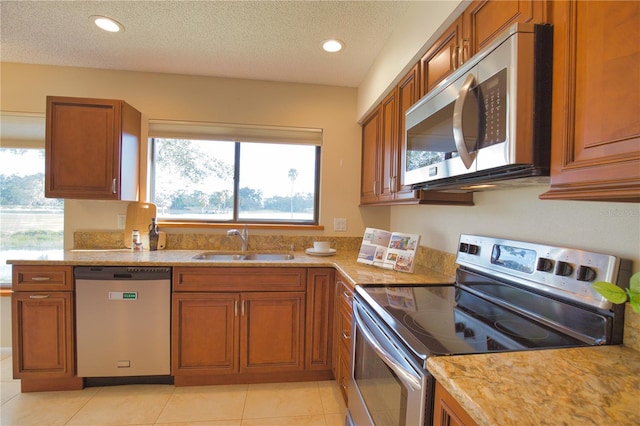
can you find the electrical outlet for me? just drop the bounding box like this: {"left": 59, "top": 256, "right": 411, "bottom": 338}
{"left": 117, "top": 214, "right": 127, "bottom": 229}
{"left": 334, "top": 218, "right": 347, "bottom": 232}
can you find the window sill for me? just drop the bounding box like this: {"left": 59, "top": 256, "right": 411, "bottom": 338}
{"left": 157, "top": 221, "right": 324, "bottom": 231}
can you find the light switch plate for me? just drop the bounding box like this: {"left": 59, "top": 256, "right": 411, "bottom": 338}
{"left": 117, "top": 214, "right": 127, "bottom": 229}
{"left": 334, "top": 218, "right": 347, "bottom": 232}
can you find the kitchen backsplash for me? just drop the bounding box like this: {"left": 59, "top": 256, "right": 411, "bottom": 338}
{"left": 73, "top": 231, "right": 458, "bottom": 277}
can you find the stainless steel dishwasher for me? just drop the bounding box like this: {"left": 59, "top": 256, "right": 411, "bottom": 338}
{"left": 75, "top": 266, "right": 171, "bottom": 381}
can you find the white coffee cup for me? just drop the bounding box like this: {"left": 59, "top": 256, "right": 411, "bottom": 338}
{"left": 313, "top": 241, "right": 331, "bottom": 252}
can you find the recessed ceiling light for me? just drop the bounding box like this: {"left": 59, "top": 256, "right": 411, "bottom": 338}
{"left": 322, "top": 39, "right": 344, "bottom": 53}
{"left": 91, "top": 15, "right": 124, "bottom": 33}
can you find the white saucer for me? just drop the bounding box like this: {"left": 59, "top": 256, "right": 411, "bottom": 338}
{"left": 305, "top": 248, "right": 337, "bottom": 256}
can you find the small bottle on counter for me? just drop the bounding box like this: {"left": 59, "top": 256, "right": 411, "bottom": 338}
{"left": 132, "top": 229, "right": 143, "bottom": 251}
{"left": 148, "top": 218, "right": 159, "bottom": 251}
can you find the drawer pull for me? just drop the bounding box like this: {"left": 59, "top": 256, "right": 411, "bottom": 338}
{"left": 29, "top": 294, "right": 50, "bottom": 299}
{"left": 31, "top": 276, "right": 51, "bottom": 281}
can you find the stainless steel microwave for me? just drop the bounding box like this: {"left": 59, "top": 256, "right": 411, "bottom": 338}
{"left": 404, "top": 23, "right": 553, "bottom": 191}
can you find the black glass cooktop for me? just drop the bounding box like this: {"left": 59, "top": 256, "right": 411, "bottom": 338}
{"left": 355, "top": 283, "right": 590, "bottom": 362}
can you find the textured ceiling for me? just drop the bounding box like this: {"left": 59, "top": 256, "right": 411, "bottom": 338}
{"left": 1, "top": 0, "right": 412, "bottom": 87}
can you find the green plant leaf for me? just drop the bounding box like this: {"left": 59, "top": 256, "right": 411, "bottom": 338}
{"left": 628, "top": 291, "right": 640, "bottom": 313}
{"left": 629, "top": 272, "right": 640, "bottom": 293}
{"left": 593, "top": 281, "right": 628, "bottom": 304}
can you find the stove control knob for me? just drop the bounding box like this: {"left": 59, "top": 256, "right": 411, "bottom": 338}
{"left": 468, "top": 244, "right": 480, "bottom": 255}
{"left": 459, "top": 243, "right": 469, "bottom": 253}
{"left": 463, "top": 328, "right": 475, "bottom": 338}
{"left": 577, "top": 266, "right": 597, "bottom": 282}
{"left": 536, "top": 257, "right": 554, "bottom": 272}
{"left": 455, "top": 322, "right": 465, "bottom": 332}
{"left": 555, "top": 261, "right": 574, "bottom": 277}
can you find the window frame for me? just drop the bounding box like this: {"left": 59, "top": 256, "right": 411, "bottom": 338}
{"left": 147, "top": 120, "right": 323, "bottom": 227}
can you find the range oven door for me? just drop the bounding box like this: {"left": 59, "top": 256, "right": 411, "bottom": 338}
{"left": 348, "top": 298, "right": 432, "bottom": 426}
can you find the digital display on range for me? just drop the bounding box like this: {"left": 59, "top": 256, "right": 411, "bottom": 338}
{"left": 490, "top": 244, "right": 537, "bottom": 274}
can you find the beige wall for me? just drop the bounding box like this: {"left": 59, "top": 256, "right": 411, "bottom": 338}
{"left": 1, "top": 62, "right": 389, "bottom": 247}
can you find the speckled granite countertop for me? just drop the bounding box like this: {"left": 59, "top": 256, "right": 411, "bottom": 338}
{"left": 427, "top": 345, "right": 640, "bottom": 426}
{"left": 5, "top": 249, "right": 455, "bottom": 287}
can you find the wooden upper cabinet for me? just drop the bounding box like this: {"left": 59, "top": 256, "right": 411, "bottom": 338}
{"left": 45, "top": 96, "right": 141, "bottom": 201}
{"left": 360, "top": 105, "right": 381, "bottom": 204}
{"left": 420, "top": 16, "right": 464, "bottom": 96}
{"left": 379, "top": 88, "right": 399, "bottom": 203}
{"left": 463, "top": 0, "right": 549, "bottom": 56}
{"left": 396, "top": 64, "right": 421, "bottom": 200}
{"left": 541, "top": 0, "right": 640, "bottom": 202}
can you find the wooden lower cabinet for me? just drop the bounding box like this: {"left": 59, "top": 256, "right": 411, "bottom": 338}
{"left": 172, "top": 293, "right": 239, "bottom": 375}
{"left": 11, "top": 265, "right": 82, "bottom": 392}
{"left": 333, "top": 273, "right": 353, "bottom": 403}
{"left": 433, "top": 381, "right": 478, "bottom": 426}
{"left": 241, "top": 291, "right": 305, "bottom": 373}
{"left": 172, "top": 267, "right": 332, "bottom": 386}
{"left": 305, "top": 268, "right": 335, "bottom": 373}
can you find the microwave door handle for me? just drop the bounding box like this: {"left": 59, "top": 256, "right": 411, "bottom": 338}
{"left": 353, "top": 304, "right": 422, "bottom": 391}
{"left": 453, "top": 73, "right": 477, "bottom": 169}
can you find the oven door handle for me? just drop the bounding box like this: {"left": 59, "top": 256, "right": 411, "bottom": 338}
{"left": 353, "top": 304, "right": 422, "bottom": 391}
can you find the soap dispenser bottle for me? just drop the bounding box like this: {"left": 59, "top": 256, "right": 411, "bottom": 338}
{"left": 148, "top": 218, "right": 159, "bottom": 251}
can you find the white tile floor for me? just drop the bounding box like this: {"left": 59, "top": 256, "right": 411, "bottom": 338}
{"left": 0, "top": 349, "right": 347, "bottom": 426}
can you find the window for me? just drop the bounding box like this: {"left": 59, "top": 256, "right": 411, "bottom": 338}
{"left": 149, "top": 121, "right": 321, "bottom": 224}
{"left": 0, "top": 148, "right": 64, "bottom": 283}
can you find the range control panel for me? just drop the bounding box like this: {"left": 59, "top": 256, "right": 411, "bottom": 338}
{"left": 456, "top": 234, "right": 629, "bottom": 309}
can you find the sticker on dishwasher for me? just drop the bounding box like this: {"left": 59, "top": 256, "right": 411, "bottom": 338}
{"left": 108, "top": 292, "right": 138, "bottom": 300}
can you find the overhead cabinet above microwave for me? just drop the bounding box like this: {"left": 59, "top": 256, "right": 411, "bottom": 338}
{"left": 45, "top": 96, "right": 141, "bottom": 201}
{"left": 404, "top": 24, "right": 553, "bottom": 191}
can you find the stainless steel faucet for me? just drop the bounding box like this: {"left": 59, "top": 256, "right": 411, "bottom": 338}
{"left": 227, "top": 224, "right": 249, "bottom": 251}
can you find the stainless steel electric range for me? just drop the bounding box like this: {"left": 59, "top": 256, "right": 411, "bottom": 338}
{"left": 347, "top": 234, "right": 632, "bottom": 426}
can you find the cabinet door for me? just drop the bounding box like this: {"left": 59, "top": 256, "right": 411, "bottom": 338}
{"left": 378, "top": 89, "right": 398, "bottom": 203}
{"left": 463, "top": 0, "right": 548, "bottom": 55}
{"left": 396, "top": 64, "right": 421, "bottom": 200}
{"left": 305, "top": 268, "right": 335, "bottom": 371}
{"left": 45, "top": 96, "right": 140, "bottom": 200}
{"left": 172, "top": 293, "right": 240, "bottom": 375}
{"left": 240, "top": 292, "right": 305, "bottom": 373}
{"left": 433, "top": 381, "right": 478, "bottom": 426}
{"left": 421, "top": 16, "right": 463, "bottom": 96}
{"left": 541, "top": 0, "right": 640, "bottom": 201}
{"left": 12, "top": 292, "right": 75, "bottom": 379}
{"left": 361, "top": 106, "right": 381, "bottom": 204}
{"left": 334, "top": 275, "right": 353, "bottom": 404}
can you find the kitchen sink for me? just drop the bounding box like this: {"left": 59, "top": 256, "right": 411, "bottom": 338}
{"left": 192, "top": 252, "right": 294, "bottom": 261}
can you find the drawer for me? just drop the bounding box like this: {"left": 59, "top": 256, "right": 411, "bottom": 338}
{"left": 173, "top": 267, "right": 307, "bottom": 292}
{"left": 338, "top": 279, "right": 353, "bottom": 308}
{"left": 12, "top": 266, "right": 74, "bottom": 292}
